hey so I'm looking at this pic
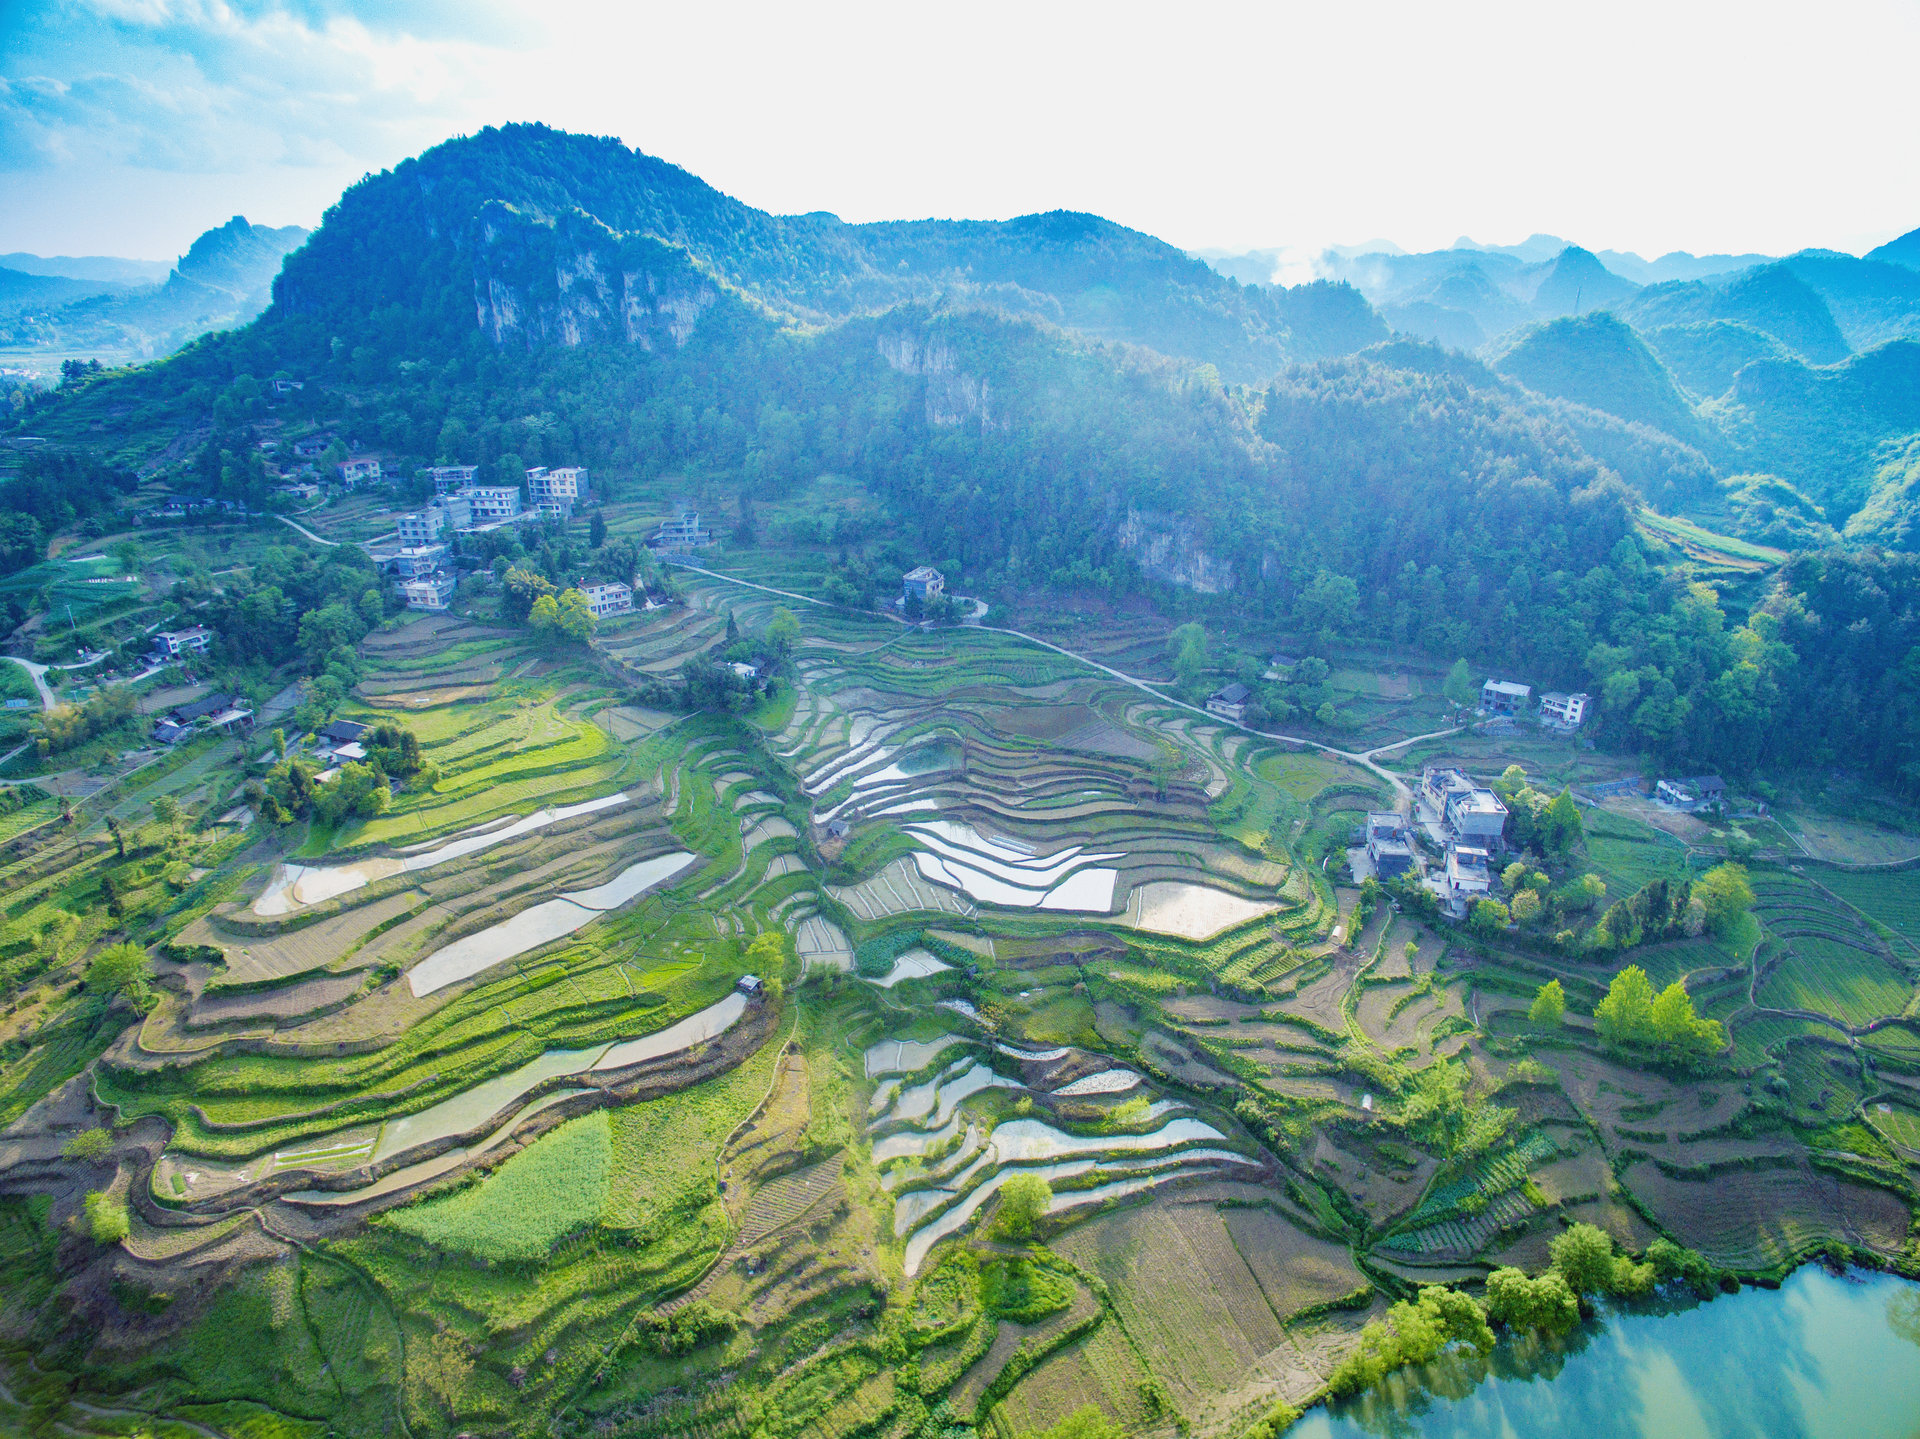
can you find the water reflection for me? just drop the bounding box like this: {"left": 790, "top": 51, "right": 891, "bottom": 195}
{"left": 1294, "top": 1268, "right": 1920, "bottom": 1439}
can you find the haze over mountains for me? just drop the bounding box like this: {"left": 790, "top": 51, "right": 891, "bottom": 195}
{"left": 0, "top": 217, "right": 308, "bottom": 363}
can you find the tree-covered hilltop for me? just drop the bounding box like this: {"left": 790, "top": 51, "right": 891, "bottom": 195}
{"left": 268, "top": 123, "right": 1381, "bottom": 383}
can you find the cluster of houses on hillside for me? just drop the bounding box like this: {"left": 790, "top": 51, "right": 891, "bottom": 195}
{"left": 1477, "top": 678, "right": 1591, "bottom": 733}
{"left": 384, "top": 466, "right": 594, "bottom": 610}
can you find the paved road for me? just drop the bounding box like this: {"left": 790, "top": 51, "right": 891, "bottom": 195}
{"left": 2, "top": 656, "right": 55, "bottom": 711}
{"left": 666, "top": 561, "right": 1461, "bottom": 807}
{"left": 277, "top": 515, "right": 340, "bottom": 547}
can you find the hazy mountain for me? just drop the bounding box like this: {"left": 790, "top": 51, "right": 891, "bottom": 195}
{"left": 0, "top": 216, "right": 309, "bottom": 360}
{"left": 1642, "top": 320, "right": 1794, "bottom": 398}
{"left": 1451, "top": 233, "right": 1572, "bottom": 263}
{"left": 1776, "top": 250, "right": 1920, "bottom": 351}
{"left": 1620, "top": 264, "right": 1850, "bottom": 365}
{"left": 1528, "top": 246, "right": 1640, "bottom": 315}
{"left": 1490, "top": 312, "right": 1703, "bottom": 443}
{"left": 1593, "top": 248, "right": 1776, "bottom": 285}
{"left": 0, "top": 251, "right": 170, "bottom": 285}
{"left": 1866, "top": 225, "right": 1920, "bottom": 271}
{"left": 0, "top": 268, "right": 121, "bottom": 312}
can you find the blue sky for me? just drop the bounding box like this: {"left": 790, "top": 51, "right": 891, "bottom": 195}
{"left": 3, "top": 0, "right": 1918, "bottom": 266}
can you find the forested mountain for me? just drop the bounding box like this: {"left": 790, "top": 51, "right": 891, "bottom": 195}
{"left": 1617, "top": 265, "right": 1850, "bottom": 365}
{"left": 10, "top": 125, "right": 1920, "bottom": 789}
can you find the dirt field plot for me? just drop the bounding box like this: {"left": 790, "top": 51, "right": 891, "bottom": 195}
{"left": 1621, "top": 1160, "right": 1910, "bottom": 1267}
{"left": 1054, "top": 1199, "right": 1299, "bottom": 1430}
{"left": 1219, "top": 1205, "right": 1364, "bottom": 1318}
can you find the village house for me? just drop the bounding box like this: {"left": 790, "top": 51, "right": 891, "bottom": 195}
{"left": 1206, "top": 682, "right": 1252, "bottom": 722}
{"left": 387, "top": 545, "right": 450, "bottom": 580}
{"left": 1656, "top": 775, "right": 1728, "bottom": 812}
{"left": 1481, "top": 679, "right": 1531, "bottom": 715}
{"left": 396, "top": 507, "right": 447, "bottom": 545}
{"left": 648, "top": 511, "right": 711, "bottom": 550}
{"left": 1419, "top": 765, "right": 1508, "bottom": 848}
{"left": 149, "top": 626, "right": 213, "bottom": 661}
{"left": 427, "top": 465, "right": 479, "bottom": 493}
{"left": 464, "top": 486, "right": 523, "bottom": 523}
{"left": 402, "top": 574, "right": 458, "bottom": 611}
{"left": 579, "top": 581, "right": 633, "bottom": 618}
{"left": 292, "top": 436, "right": 332, "bottom": 459}
{"left": 1445, "top": 844, "right": 1492, "bottom": 900}
{"left": 901, "top": 565, "right": 945, "bottom": 605}
{"left": 278, "top": 481, "right": 321, "bottom": 503}
{"left": 1539, "top": 691, "right": 1591, "bottom": 730}
{"left": 150, "top": 690, "right": 251, "bottom": 743}
{"left": 526, "top": 466, "right": 590, "bottom": 519}
{"left": 1365, "top": 812, "right": 1415, "bottom": 878}
{"left": 339, "top": 457, "right": 381, "bottom": 487}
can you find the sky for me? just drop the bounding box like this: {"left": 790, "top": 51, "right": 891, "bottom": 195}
{"left": 3, "top": 0, "right": 1918, "bottom": 270}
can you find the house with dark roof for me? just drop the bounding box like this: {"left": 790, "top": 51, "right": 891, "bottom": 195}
{"left": 1207, "top": 682, "right": 1252, "bottom": 722}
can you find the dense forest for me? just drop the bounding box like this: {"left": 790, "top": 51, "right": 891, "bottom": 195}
{"left": 9, "top": 124, "right": 1920, "bottom": 792}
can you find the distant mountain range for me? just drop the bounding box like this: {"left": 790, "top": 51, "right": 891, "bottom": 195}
{"left": 0, "top": 217, "right": 309, "bottom": 361}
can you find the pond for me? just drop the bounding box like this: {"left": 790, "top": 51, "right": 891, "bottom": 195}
{"left": 1291, "top": 1265, "right": 1920, "bottom": 1439}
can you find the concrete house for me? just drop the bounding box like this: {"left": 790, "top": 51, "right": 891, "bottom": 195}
{"left": 579, "top": 582, "right": 633, "bottom": 618}
{"left": 1481, "top": 679, "right": 1531, "bottom": 715}
{"left": 649, "top": 511, "right": 710, "bottom": 550}
{"left": 901, "top": 566, "right": 945, "bottom": 605}
{"left": 339, "top": 457, "right": 381, "bottom": 487}
{"left": 1444, "top": 785, "right": 1509, "bottom": 847}
{"left": 150, "top": 626, "right": 213, "bottom": 659}
{"left": 402, "top": 574, "right": 457, "bottom": 611}
{"left": 1656, "top": 775, "right": 1727, "bottom": 812}
{"left": 1207, "top": 682, "right": 1252, "bottom": 722}
{"left": 397, "top": 508, "right": 447, "bottom": 545}
{"left": 464, "top": 487, "right": 523, "bottom": 522}
{"left": 527, "top": 466, "right": 590, "bottom": 518}
{"left": 1539, "top": 691, "right": 1591, "bottom": 730}
{"left": 1446, "top": 844, "right": 1492, "bottom": 899}
{"left": 388, "top": 545, "right": 450, "bottom": 580}
{"left": 427, "top": 465, "right": 478, "bottom": 493}
{"left": 1366, "top": 814, "right": 1415, "bottom": 879}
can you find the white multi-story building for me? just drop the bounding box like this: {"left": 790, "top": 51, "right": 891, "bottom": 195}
{"left": 1481, "top": 679, "right": 1531, "bottom": 715}
{"left": 1539, "top": 691, "right": 1590, "bottom": 730}
{"left": 428, "top": 465, "right": 478, "bottom": 493}
{"left": 151, "top": 626, "right": 213, "bottom": 657}
{"left": 402, "top": 574, "right": 457, "bottom": 611}
{"left": 527, "top": 466, "right": 589, "bottom": 517}
{"left": 390, "top": 544, "right": 450, "bottom": 579}
{"left": 397, "top": 508, "right": 446, "bottom": 545}
{"left": 339, "top": 457, "right": 381, "bottom": 487}
{"left": 465, "top": 486, "right": 523, "bottom": 522}
{"left": 649, "top": 510, "right": 710, "bottom": 549}
{"left": 1444, "top": 785, "right": 1509, "bottom": 848}
{"left": 579, "top": 581, "right": 633, "bottom": 618}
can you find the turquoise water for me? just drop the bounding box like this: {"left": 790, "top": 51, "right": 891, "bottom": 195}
{"left": 1291, "top": 1267, "right": 1920, "bottom": 1439}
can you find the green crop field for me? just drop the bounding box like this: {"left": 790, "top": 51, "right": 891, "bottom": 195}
{"left": 383, "top": 1111, "right": 612, "bottom": 1260}
{"left": 1754, "top": 935, "right": 1914, "bottom": 1027}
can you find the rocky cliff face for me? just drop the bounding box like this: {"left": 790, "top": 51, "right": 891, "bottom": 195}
{"left": 472, "top": 203, "right": 720, "bottom": 351}
{"left": 1116, "top": 508, "right": 1235, "bottom": 593}
{"left": 876, "top": 330, "right": 993, "bottom": 427}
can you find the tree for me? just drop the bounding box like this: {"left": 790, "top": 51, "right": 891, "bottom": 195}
{"left": 86, "top": 942, "right": 151, "bottom": 1003}
{"left": 151, "top": 794, "right": 181, "bottom": 831}
{"left": 1470, "top": 898, "right": 1509, "bottom": 933}
{"left": 1168, "top": 622, "right": 1210, "bottom": 692}
{"left": 1692, "top": 862, "right": 1756, "bottom": 936}
{"left": 766, "top": 607, "right": 801, "bottom": 656}
{"left": 1543, "top": 789, "right": 1586, "bottom": 855}
{"left": 1484, "top": 1266, "right": 1580, "bottom": 1335}
{"left": 1593, "top": 965, "right": 1655, "bottom": 1046}
{"left": 527, "top": 592, "right": 561, "bottom": 635}
{"left": 1443, "top": 658, "right": 1477, "bottom": 708}
{"left": 745, "top": 930, "right": 791, "bottom": 980}
{"left": 996, "top": 1174, "right": 1052, "bottom": 1237}
{"left": 589, "top": 511, "right": 607, "bottom": 548}
{"left": 1296, "top": 568, "right": 1359, "bottom": 640}
{"left": 1502, "top": 860, "right": 1528, "bottom": 891}
{"left": 1328, "top": 1286, "right": 1494, "bottom": 1397}
{"left": 1527, "top": 978, "right": 1566, "bottom": 1026}
{"left": 503, "top": 566, "right": 555, "bottom": 621}
{"left": 1549, "top": 1222, "right": 1618, "bottom": 1296}
{"left": 1510, "top": 888, "right": 1543, "bottom": 923}
{"left": 83, "top": 1190, "right": 129, "bottom": 1245}
{"left": 553, "top": 588, "right": 597, "bottom": 644}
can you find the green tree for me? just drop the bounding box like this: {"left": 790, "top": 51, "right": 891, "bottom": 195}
{"left": 1443, "top": 658, "right": 1477, "bottom": 708}
{"left": 1032, "top": 1406, "right": 1122, "bottom": 1439}
{"left": 1510, "top": 888, "right": 1543, "bottom": 923}
{"left": 1692, "top": 862, "right": 1756, "bottom": 936}
{"left": 1470, "top": 898, "right": 1510, "bottom": 933}
{"left": 554, "top": 588, "right": 597, "bottom": 644}
{"left": 527, "top": 592, "right": 561, "bottom": 635}
{"left": 589, "top": 511, "right": 607, "bottom": 548}
{"left": 1168, "top": 622, "right": 1210, "bottom": 692}
{"left": 1594, "top": 965, "right": 1655, "bottom": 1046}
{"left": 1296, "top": 568, "right": 1359, "bottom": 641}
{"left": 1543, "top": 789, "right": 1586, "bottom": 855}
{"left": 1501, "top": 860, "right": 1528, "bottom": 891}
{"left": 86, "top": 943, "right": 151, "bottom": 1003}
{"left": 109, "top": 539, "right": 143, "bottom": 576}
{"left": 1484, "top": 1266, "right": 1580, "bottom": 1335}
{"left": 766, "top": 607, "right": 801, "bottom": 655}
{"left": 150, "top": 794, "right": 181, "bottom": 831}
{"left": 1549, "top": 1222, "right": 1618, "bottom": 1296}
{"left": 83, "top": 1190, "right": 129, "bottom": 1245}
{"left": 1528, "top": 978, "right": 1566, "bottom": 1026}
{"left": 503, "top": 566, "right": 555, "bottom": 621}
{"left": 995, "top": 1174, "right": 1052, "bottom": 1237}
{"left": 1328, "top": 1286, "right": 1494, "bottom": 1397}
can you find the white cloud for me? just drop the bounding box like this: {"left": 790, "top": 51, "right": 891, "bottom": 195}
{"left": 2, "top": 0, "right": 1917, "bottom": 262}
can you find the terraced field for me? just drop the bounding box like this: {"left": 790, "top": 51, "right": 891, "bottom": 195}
{"left": 3, "top": 568, "right": 1918, "bottom": 1439}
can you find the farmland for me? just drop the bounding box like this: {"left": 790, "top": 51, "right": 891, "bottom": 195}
{"left": 0, "top": 548, "right": 1916, "bottom": 1439}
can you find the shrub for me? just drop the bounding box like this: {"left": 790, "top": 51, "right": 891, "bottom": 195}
{"left": 1528, "top": 979, "right": 1566, "bottom": 1026}
{"left": 62, "top": 1129, "right": 111, "bottom": 1161}
{"left": 1328, "top": 1286, "right": 1493, "bottom": 1396}
{"left": 1551, "top": 1221, "right": 1654, "bottom": 1297}
{"left": 980, "top": 1257, "right": 1072, "bottom": 1322}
